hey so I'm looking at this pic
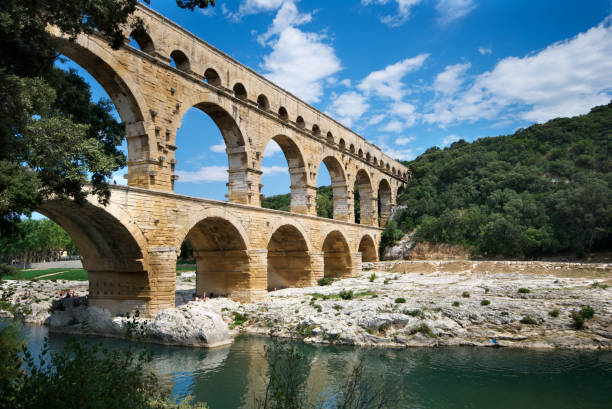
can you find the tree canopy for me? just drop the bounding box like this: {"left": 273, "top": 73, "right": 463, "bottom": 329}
{"left": 383, "top": 102, "right": 612, "bottom": 258}
{"left": 0, "top": 0, "right": 214, "bottom": 237}
{"left": 0, "top": 218, "right": 77, "bottom": 264}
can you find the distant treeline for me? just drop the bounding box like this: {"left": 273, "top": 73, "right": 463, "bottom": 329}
{"left": 382, "top": 102, "right": 612, "bottom": 258}
{"left": 0, "top": 219, "right": 78, "bottom": 263}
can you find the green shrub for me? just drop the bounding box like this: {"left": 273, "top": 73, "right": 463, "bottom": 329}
{"left": 354, "top": 290, "right": 377, "bottom": 298}
{"left": 518, "top": 288, "right": 531, "bottom": 294}
{"left": 571, "top": 305, "right": 595, "bottom": 329}
{"left": 414, "top": 323, "right": 436, "bottom": 338}
{"left": 297, "top": 323, "right": 316, "bottom": 337}
{"left": 0, "top": 264, "right": 18, "bottom": 277}
{"left": 230, "top": 312, "right": 248, "bottom": 329}
{"left": 591, "top": 281, "right": 610, "bottom": 289}
{"left": 481, "top": 299, "right": 490, "bottom": 306}
{"left": 405, "top": 309, "right": 424, "bottom": 318}
{"left": 520, "top": 315, "right": 537, "bottom": 325}
{"left": 462, "top": 291, "right": 470, "bottom": 298}
{"left": 394, "top": 297, "right": 406, "bottom": 304}
{"left": 332, "top": 304, "right": 343, "bottom": 311}
{"left": 548, "top": 309, "right": 560, "bottom": 317}
{"left": 501, "top": 311, "right": 509, "bottom": 316}
{"left": 452, "top": 301, "right": 460, "bottom": 307}
{"left": 369, "top": 273, "right": 377, "bottom": 282}
{"left": 339, "top": 290, "right": 354, "bottom": 300}
{"left": 383, "top": 278, "right": 390, "bottom": 284}
{"left": 317, "top": 277, "right": 335, "bottom": 286}
{"left": 484, "top": 287, "right": 490, "bottom": 294}
{"left": 580, "top": 305, "right": 595, "bottom": 319}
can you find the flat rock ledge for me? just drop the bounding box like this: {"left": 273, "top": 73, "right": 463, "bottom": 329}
{"left": 45, "top": 298, "right": 233, "bottom": 348}
{"left": 222, "top": 265, "right": 612, "bottom": 351}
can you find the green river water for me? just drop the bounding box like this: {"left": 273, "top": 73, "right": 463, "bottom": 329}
{"left": 16, "top": 325, "right": 612, "bottom": 408}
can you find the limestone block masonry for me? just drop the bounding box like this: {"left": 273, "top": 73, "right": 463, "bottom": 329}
{"left": 43, "top": 4, "right": 411, "bottom": 316}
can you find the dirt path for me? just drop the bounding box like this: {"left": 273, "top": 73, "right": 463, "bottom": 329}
{"left": 34, "top": 270, "right": 68, "bottom": 279}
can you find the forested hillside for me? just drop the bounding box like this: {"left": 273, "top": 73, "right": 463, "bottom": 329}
{"left": 384, "top": 102, "right": 612, "bottom": 258}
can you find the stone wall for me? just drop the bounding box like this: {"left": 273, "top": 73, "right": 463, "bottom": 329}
{"left": 40, "top": 186, "right": 381, "bottom": 316}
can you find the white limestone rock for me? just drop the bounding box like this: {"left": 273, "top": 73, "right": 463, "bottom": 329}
{"left": 146, "top": 301, "right": 232, "bottom": 347}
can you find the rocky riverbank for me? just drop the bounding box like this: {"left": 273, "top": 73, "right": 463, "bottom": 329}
{"left": 1, "top": 260, "right": 611, "bottom": 349}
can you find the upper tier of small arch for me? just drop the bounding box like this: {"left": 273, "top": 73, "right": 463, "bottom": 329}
{"left": 127, "top": 4, "right": 409, "bottom": 181}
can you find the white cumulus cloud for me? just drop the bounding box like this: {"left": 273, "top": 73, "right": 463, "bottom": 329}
{"left": 441, "top": 134, "right": 460, "bottom": 146}
{"left": 425, "top": 15, "right": 612, "bottom": 125}
{"left": 328, "top": 91, "right": 370, "bottom": 126}
{"left": 379, "top": 144, "right": 415, "bottom": 160}
{"left": 176, "top": 166, "right": 228, "bottom": 183}
{"left": 367, "top": 114, "right": 386, "bottom": 125}
{"left": 362, "top": 0, "right": 423, "bottom": 27}
{"left": 382, "top": 119, "right": 405, "bottom": 132}
{"left": 358, "top": 54, "right": 429, "bottom": 101}
{"left": 433, "top": 62, "right": 470, "bottom": 95}
{"left": 262, "top": 165, "right": 288, "bottom": 174}
{"left": 264, "top": 140, "right": 282, "bottom": 156}
{"left": 436, "top": 0, "right": 477, "bottom": 24}
{"left": 226, "top": 0, "right": 285, "bottom": 20}
{"left": 395, "top": 136, "right": 415, "bottom": 145}
{"left": 478, "top": 46, "right": 492, "bottom": 55}
{"left": 260, "top": 1, "right": 341, "bottom": 103}
{"left": 210, "top": 142, "right": 226, "bottom": 153}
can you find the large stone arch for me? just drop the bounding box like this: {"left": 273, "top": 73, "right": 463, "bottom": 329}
{"left": 52, "top": 33, "right": 167, "bottom": 191}
{"left": 37, "top": 199, "right": 153, "bottom": 315}
{"left": 317, "top": 156, "right": 351, "bottom": 222}
{"left": 355, "top": 169, "right": 377, "bottom": 226}
{"left": 267, "top": 224, "right": 312, "bottom": 290}
{"left": 262, "top": 134, "right": 309, "bottom": 214}
{"left": 184, "top": 215, "right": 252, "bottom": 301}
{"left": 322, "top": 230, "right": 352, "bottom": 278}
{"left": 57, "top": 38, "right": 147, "bottom": 125}
{"left": 358, "top": 234, "right": 378, "bottom": 262}
{"left": 263, "top": 217, "right": 310, "bottom": 249}
{"left": 378, "top": 178, "right": 393, "bottom": 227}
{"left": 177, "top": 98, "right": 253, "bottom": 204}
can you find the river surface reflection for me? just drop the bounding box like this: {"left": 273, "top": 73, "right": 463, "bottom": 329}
{"left": 20, "top": 325, "right": 612, "bottom": 408}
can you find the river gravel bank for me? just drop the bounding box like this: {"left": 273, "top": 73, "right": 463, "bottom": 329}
{"left": 2, "top": 261, "right": 611, "bottom": 349}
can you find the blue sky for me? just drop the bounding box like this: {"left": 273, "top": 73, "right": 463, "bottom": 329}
{"left": 59, "top": 0, "right": 612, "bottom": 201}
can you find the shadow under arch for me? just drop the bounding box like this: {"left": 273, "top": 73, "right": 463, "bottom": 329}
{"left": 317, "top": 156, "right": 350, "bottom": 222}
{"left": 267, "top": 224, "right": 312, "bottom": 290}
{"left": 378, "top": 178, "right": 393, "bottom": 227}
{"left": 184, "top": 215, "right": 253, "bottom": 301}
{"left": 356, "top": 169, "right": 376, "bottom": 226}
{"left": 37, "top": 199, "right": 152, "bottom": 315}
{"left": 263, "top": 134, "right": 309, "bottom": 214}
{"left": 322, "top": 230, "right": 352, "bottom": 278}
{"left": 358, "top": 234, "right": 378, "bottom": 262}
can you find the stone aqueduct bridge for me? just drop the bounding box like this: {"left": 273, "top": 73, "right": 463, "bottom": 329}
{"left": 43, "top": 4, "right": 410, "bottom": 316}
